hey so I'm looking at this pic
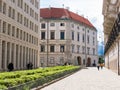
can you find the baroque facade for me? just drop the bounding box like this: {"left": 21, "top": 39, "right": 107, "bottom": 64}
{"left": 102, "top": 0, "right": 120, "bottom": 74}
{"left": 40, "top": 7, "right": 98, "bottom": 67}
{"left": 0, "top": 0, "right": 40, "bottom": 71}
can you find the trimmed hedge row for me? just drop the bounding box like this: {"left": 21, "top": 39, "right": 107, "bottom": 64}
{"left": 0, "top": 65, "right": 80, "bottom": 90}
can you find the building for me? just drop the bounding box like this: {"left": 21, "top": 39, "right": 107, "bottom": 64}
{"left": 102, "top": 0, "right": 120, "bottom": 74}
{"left": 0, "top": 0, "right": 40, "bottom": 71}
{"left": 40, "top": 7, "right": 98, "bottom": 67}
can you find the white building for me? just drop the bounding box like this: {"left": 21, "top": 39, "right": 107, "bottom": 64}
{"left": 40, "top": 7, "right": 98, "bottom": 67}
{"left": 0, "top": 0, "right": 40, "bottom": 71}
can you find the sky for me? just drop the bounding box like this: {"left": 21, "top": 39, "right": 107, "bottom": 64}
{"left": 40, "top": 0, "right": 103, "bottom": 40}
{"left": 40, "top": 0, "right": 104, "bottom": 55}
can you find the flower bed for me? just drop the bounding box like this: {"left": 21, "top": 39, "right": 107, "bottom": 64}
{"left": 0, "top": 65, "right": 80, "bottom": 90}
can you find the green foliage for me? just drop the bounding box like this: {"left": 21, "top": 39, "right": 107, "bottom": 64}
{"left": 0, "top": 65, "right": 80, "bottom": 89}
{"left": 0, "top": 85, "right": 7, "bottom": 90}
{"left": 98, "top": 57, "right": 104, "bottom": 64}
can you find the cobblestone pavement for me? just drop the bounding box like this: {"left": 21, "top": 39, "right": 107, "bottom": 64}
{"left": 41, "top": 67, "right": 120, "bottom": 90}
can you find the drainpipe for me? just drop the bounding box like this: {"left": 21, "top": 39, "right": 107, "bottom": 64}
{"left": 47, "top": 20, "right": 49, "bottom": 67}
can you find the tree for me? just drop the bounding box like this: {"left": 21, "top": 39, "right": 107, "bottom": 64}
{"left": 98, "top": 57, "right": 104, "bottom": 64}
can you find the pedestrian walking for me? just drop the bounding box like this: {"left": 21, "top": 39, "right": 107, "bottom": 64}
{"left": 97, "top": 64, "right": 100, "bottom": 71}
{"left": 100, "top": 63, "right": 104, "bottom": 69}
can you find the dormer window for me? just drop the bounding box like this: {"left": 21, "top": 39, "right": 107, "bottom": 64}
{"left": 60, "top": 23, "right": 65, "bottom": 26}
{"left": 50, "top": 23, "right": 55, "bottom": 26}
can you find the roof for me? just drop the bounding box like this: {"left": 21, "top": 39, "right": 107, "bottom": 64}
{"left": 40, "top": 7, "right": 95, "bottom": 28}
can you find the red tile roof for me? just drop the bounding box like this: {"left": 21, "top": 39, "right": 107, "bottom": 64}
{"left": 40, "top": 7, "right": 95, "bottom": 28}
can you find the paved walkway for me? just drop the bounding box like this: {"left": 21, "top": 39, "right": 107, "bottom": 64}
{"left": 41, "top": 67, "right": 120, "bottom": 90}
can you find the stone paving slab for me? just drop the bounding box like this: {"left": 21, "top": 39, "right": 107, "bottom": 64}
{"left": 41, "top": 67, "right": 120, "bottom": 90}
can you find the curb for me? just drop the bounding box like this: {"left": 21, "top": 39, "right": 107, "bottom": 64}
{"left": 31, "top": 69, "right": 81, "bottom": 90}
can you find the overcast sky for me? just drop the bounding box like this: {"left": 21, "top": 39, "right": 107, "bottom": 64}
{"left": 40, "top": 0, "right": 104, "bottom": 41}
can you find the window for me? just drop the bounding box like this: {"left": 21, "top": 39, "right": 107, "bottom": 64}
{"left": 93, "top": 48, "right": 95, "bottom": 55}
{"left": 17, "top": 12, "right": 20, "bottom": 23}
{"left": 8, "top": 7, "right": 11, "bottom": 17}
{"left": 27, "top": 5, "right": 29, "bottom": 13}
{"left": 72, "top": 31, "right": 74, "bottom": 40}
{"left": 87, "top": 47, "right": 90, "bottom": 54}
{"left": 77, "top": 45, "right": 80, "bottom": 53}
{"left": 20, "top": 30, "right": 22, "bottom": 40}
{"left": 50, "top": 45, "right": 55, "bottom": 52}
{"left": 87, "top": 35, "right": 89, "bottom": 44}
{"left": 40, "top": 57, "right": 44, "bottom": 65}
{"left": 77, "top": 32, "right": 80, "bottom": 41}
{"left": 72, "top": 45, "right": 74, "bottom": 53}
{"left": 41, "top": 45, "right": 45, "bottom": 52}
{"left": 41, "top": 31, "right": 45, "bottom": 40}
{"left": 29, "top": 35, "right": 31, "bottom": 43}
{"left": 30, "top": 8, "right": 32, "bottom": 16}
{"left": 82, "top": 46, "right": 85, "bottom": 54}
{"left": 12, "top": 0, "right": 15, "bottom": 3}
{"left": 26, "top": 33, "right": 28, "bottom": 41}
{"left": 3, "top": 21, "right": 6, "bottom": 33}
{"left": 87, "top": 30, "right": 89, "bottom": 33}
{"left": 8, "top": 24, "right": 11, "bottom": 35}
{"left": 12, "top": 9, "right": 15, "bottom": 19}
{"left": 60, "top": 57, "right": 64, "bottom": 65}
{"left": 30, "top": 21, "right": 32, "bottom": 29}
{"left": 60, "top": 23, "right": 65, "bottom": 26}
{"left": 32, "top": 36, "right": 33, "bottom": 43}
{"left": 23, "top": 32, "right": 25, "bottom": 40}
{"left": 18, "top": 0, "right": 23, "bottom": 8}
{"left": 41, "top": 23, "right": 46, "bottom": 29}
{"left": 60, "top": 31, "right": 65, "bottom": 40}
{"left": 12, "top": 26, "right": 15, "bottom": 37}
{"left": 71, "top": 24, "right": 74, "bottom": 28}
{"left": 93, "top": 37, "right": 95, "bottom": 45}
{"left": 83, "top": 59, "right": 85, "bottom": 65}
{"left": 16, "top": 28, "right": 19, "bottom": 38}
{"left": 24, "top": 3, "right": 26, "bottom": 12}
{"left": 50, "top": 23, "right": 55, "bottom": 26}
{"left": 50, "top": 31, "right": 55, "bottom": 40}
{"left": 60, "top": 45, "right": 64, "bottom": 52}
{"left": 82, "top": 34, "right": 85, "bottom": 43}
{"left": 3, "top": 3, "right": 6, "bottom": 14}
{"left": 82, "top": 28, "right": 84, "bottom": 31}
{"left": 20, "top": 14, "right": 22, "bottom": 24}
{"left": 50, "top": 57, "right": 55, "bottom": 64}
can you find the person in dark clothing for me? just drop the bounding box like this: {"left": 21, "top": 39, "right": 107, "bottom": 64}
{"left": 97, "top": 64, "right": 100, "bottom": 71}
{"left": 27, "top": 63, "right": 30, "bottom": 69}
{"left": 27, "top": 62, "right": 33, "bottom": 69}
{"left": 7, "top": 63, "right": 14, "bottom": 71}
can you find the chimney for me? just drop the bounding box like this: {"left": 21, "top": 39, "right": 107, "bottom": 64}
{"left": 66, "top": 7, "right": 70, "bottom": 11}
{"left": 49, "top": 5, "right": 51, "bottom": 10}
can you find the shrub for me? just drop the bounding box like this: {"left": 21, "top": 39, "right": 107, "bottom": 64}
{"left": 0, "top": 85, "right": 7, "bottom": 90}
{"left": 0, "top": 65, "right": 80, "bottom": 89}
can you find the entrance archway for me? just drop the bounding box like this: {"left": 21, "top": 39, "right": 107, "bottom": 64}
{"left": 77, "top": 56, "right": 81, "bottom": 65}
{"left": 87, "top": 57, "right": 91, "bottom": 67}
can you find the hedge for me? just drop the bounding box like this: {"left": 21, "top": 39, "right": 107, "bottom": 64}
{"left": 0, "top": 65, "right": 80, "bottom": 90}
